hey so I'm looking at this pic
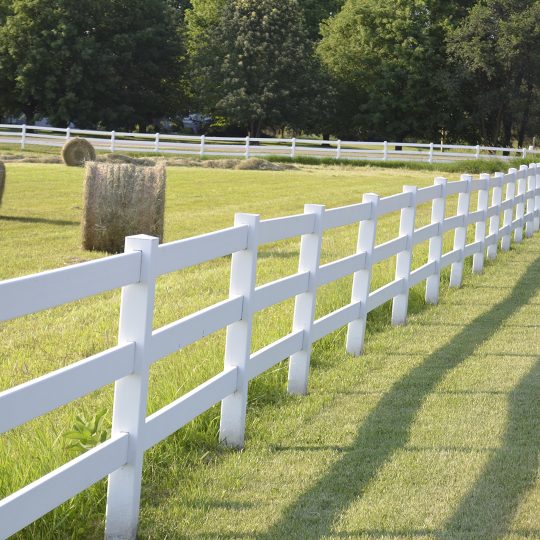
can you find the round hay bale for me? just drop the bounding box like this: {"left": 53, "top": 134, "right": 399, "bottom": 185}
{"left": 235, "top": 158, "right": 294, "bottom": 171}
{"left": 62, "top": 138, "right": 96, "bottom": 167}
{"left": 0, "top": 161, "right": 5, "bottom": 207}
{"left": 104, "top": 153, "right": 156, "bottom": 167}
{"left": 82, "top": 161, "right": 166, "bottom": 253}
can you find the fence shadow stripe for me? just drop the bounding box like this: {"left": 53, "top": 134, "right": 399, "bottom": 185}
{"left": 256, "top": 256, "right": 540, "bottom": 539}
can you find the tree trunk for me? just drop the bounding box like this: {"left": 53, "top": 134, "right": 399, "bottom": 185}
{"left": 321, "top": 132, "right": 331, "bottom": 148}
{"left": 23, "top": 106, "right": 36, "bottom": 125}
{"left": 501, "top": 112, "right": 513, "bottom": 156}
{"left": 517, "top": 81, "right": 534, "bottom": 149}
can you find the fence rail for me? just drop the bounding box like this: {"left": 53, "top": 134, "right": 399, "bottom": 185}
{"left": 1, "top": 123, "right": 538, "bottom": 163}
{"left": 1, "top": 163, "right": 539, "bottom": 538}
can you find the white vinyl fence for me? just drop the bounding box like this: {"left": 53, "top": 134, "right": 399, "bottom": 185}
{"left": 0, "top": 123, "right": 538, "bottom": 163}
{"left": 0, "top": 163, "right": 539, "bottom": 538}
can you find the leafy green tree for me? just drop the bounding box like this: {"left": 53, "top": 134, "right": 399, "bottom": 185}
{"left": 448, "top": 0, "right": 540, "bottom": 147}
{"left": 318, "top": 0, "right": 462, "bottom": 142}
{"left": 184, "top": 0, "right": 225, "bottom": 114}
{"left": 0, "top": 0, "right": 185, "bottom": 129}
{"left": 186, "top": 0, "right": 317, "bottom": 136}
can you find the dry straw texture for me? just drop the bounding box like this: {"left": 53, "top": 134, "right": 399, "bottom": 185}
{"left": 0, "top": 161, "right": 5, "bottom": 207}
{"left": 62, "top": 137, "right": 96, "bottom": 166}
{"left": 82, "top": 161, "right": 166, "bottom": 253}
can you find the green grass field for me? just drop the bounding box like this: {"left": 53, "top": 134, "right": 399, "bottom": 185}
{"left": 1, "top": 162, "right": 539, "bottom": 538}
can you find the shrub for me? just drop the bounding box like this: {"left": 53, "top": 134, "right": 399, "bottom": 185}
{"left": 62, "top": 137, "right": 96, "bottom": 166}
{"left": 82, "top": 161, "right": 166, "bottom": 253}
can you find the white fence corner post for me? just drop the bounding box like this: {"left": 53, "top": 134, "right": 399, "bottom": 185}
{"left": 449, "top": 174, "right": 472, "bottom": 287}
{"left": 110, "top": 131, "right": 116, "bottom": 153}
{"left": 486, "top": 172, "right": 504, "bottom": 260}
{"left": 472, "top": 173, "right": 490, "bottom": 273}
{"left": 475, "top": 145, "right": 480, "bottom": 159}
{"left": 245, "top": 135, "right": 250, "bottom": 159}
{"left": 20, "top": 124, "right": 27, "bottom": 150}
{"left": 219, "top": 213, "right": 260, "bottom": 448}
{"left": 501, "top": 168, "right": 517, "bottom": 251}
{"left": 200, "top": 135, "right": 205, "bottom": 158}
{"left": 391, "top": 185, "right": 417, "bottom": 325}
{"left": 522, "top": 147, "right": 527, "bottom": 159}
{"left": 336, "top": 139, "right": 341, "bottom": 160}
{"left": 346, "top": 193, "right": 379, "bottom": 355}
{"left": 65, "top": 126, "right": 71, "bottom": 140}
{"left": 154, "top": 133, "right": 160, "bottom": 153}
{"left": 425, "top": 177, "right": 447, "bottom": 304}
{"left": 514, "top": 165, "right": 528, "bottom": 243}
{"left": 290, "top": 137, "right": 296, "bottom": 159}
{"left": 428, "top": 142, "right": 434, "bottom": 164}
{"left": 383, "top": 141, "right": 388, "bottom": 161}
{"left": 525, "top": 164, "right": 535, "bottom": 238}
{"left": 288, "top": 204, "right": 325, "bottom": 395}
{"left": 105, "top": 234, "right": 158, "bottom": 540}
{"left": 534, "top": 163, "right": 540, "bottom": 232}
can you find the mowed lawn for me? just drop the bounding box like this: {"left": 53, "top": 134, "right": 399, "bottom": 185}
{"left": 1, "top": 162, "right": 539, "bottom": 538}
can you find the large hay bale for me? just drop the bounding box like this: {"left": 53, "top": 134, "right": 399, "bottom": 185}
{"left": 62, "top": 137, "right": 96, "bottom": 166}
{"left": 0, "top": 161, "right": 5, "bottom": 207}
{"left": 82, "top": 161, "right": 166, "bottom": 253}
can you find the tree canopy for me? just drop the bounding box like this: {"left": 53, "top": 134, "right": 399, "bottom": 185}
{"left": 0, "top": 0, "right": 537, "bottom": 146}
{"left": 0, "top": 0, "right": 184, "bottom": 129}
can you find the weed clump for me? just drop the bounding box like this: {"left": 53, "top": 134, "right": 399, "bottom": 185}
{"left": 82, "top": 161, "right": 166, "bottom": 253}
{"left": 62, "top": 137, "right": 96, "bottom": 166}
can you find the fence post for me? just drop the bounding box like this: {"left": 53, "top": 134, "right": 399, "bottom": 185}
{"left": 288, "top": 204, "right": 325, "bottom": 394}
{"left": 392, "top": 186, "right": 417, "bottom": 325}
{"left": 65, "top": 126, "right": 71, "bottom": 140}
{"left": 533, "top": 163, "right": 540, "bottom": 232}
{"left": 105, "top": 234, "right": 158, "bottom": 540}
{"left": 487, "top": 172, "right": 504, "bottom": 260}
{"left": 245, "top": 135, "right": 250, "bottom": 159}
{"left": 346, "top": 194, "right": 378, "bottom": 355}
{"left": 290, "top": 137, "right": 296, "bottom": 159}
{"left": 110, "top": 131, "right": 116, "bottom": 152}
{"left": 428, "top": 142, "right": 434, "bottom": 164}
{"left": 154, "top": 133, "right": 160, "bottom": 153}
{"left": 525, "top": 164, "right": 535, "bottom": 238}
{"left": 501, "top": 168, "right": 517, "bottom": 251}
{"left": 219, "top": 213, "right": 260, "bottom": 448}
{"left": 200, "top": 135, "right": 205, "bottom": 158}
{"left": 475, "top": 145, "right": 480, "bottom": 159}
{"left": 383, "top": 141, "right": 388, "bottom": 161}
{"left": 20, "top": 124, "right": 26, "bottom": 150}
{"left": 336, "top": 139, "right": 341, "bottom": 160}
{"left": 472, "top": 173, "right": 490, "bottom": 273}
{"left": 522, "top": 147, "right": 527, "bottom": 159}
{"left": 515, "top": 165, "right": 528, "bottom": 243}
{"left": 425, "top": 177, "right": 447, "bottom": 304}
{"left": 450, "top": 174, "right": 472, "bottom": 287}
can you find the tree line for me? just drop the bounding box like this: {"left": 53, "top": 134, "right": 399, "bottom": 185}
{"left": 0, "top": 0, "right": 538, "bottom": 146}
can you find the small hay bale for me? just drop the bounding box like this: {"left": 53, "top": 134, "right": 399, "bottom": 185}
{"left": 62, "top": 137, "right": 96, "bottom": 167}
{"left": 235, "top": 158, "right": 290, "bottom": 171}
{"left": 103, "top": 153, "right": 156, "bottom": 167}
{"left": 82, "top": 161, "right": 166, "bottom": 253}
{"left": 0, "top": 161, "right": 5, "bottom": 207}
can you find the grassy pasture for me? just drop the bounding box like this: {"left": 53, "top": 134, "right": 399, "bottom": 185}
{"left": 1, "top": 162, "right": 539, "bottom": 538}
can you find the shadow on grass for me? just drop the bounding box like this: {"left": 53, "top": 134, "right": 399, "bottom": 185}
{"left": 254, "top": 256, "right": 540, "bottom": 539}
{"left": 439, "top": 359, "right": 540, "bottom": 538}
{"left": 0, "top": 214, "right": 78, "bottom": 226}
